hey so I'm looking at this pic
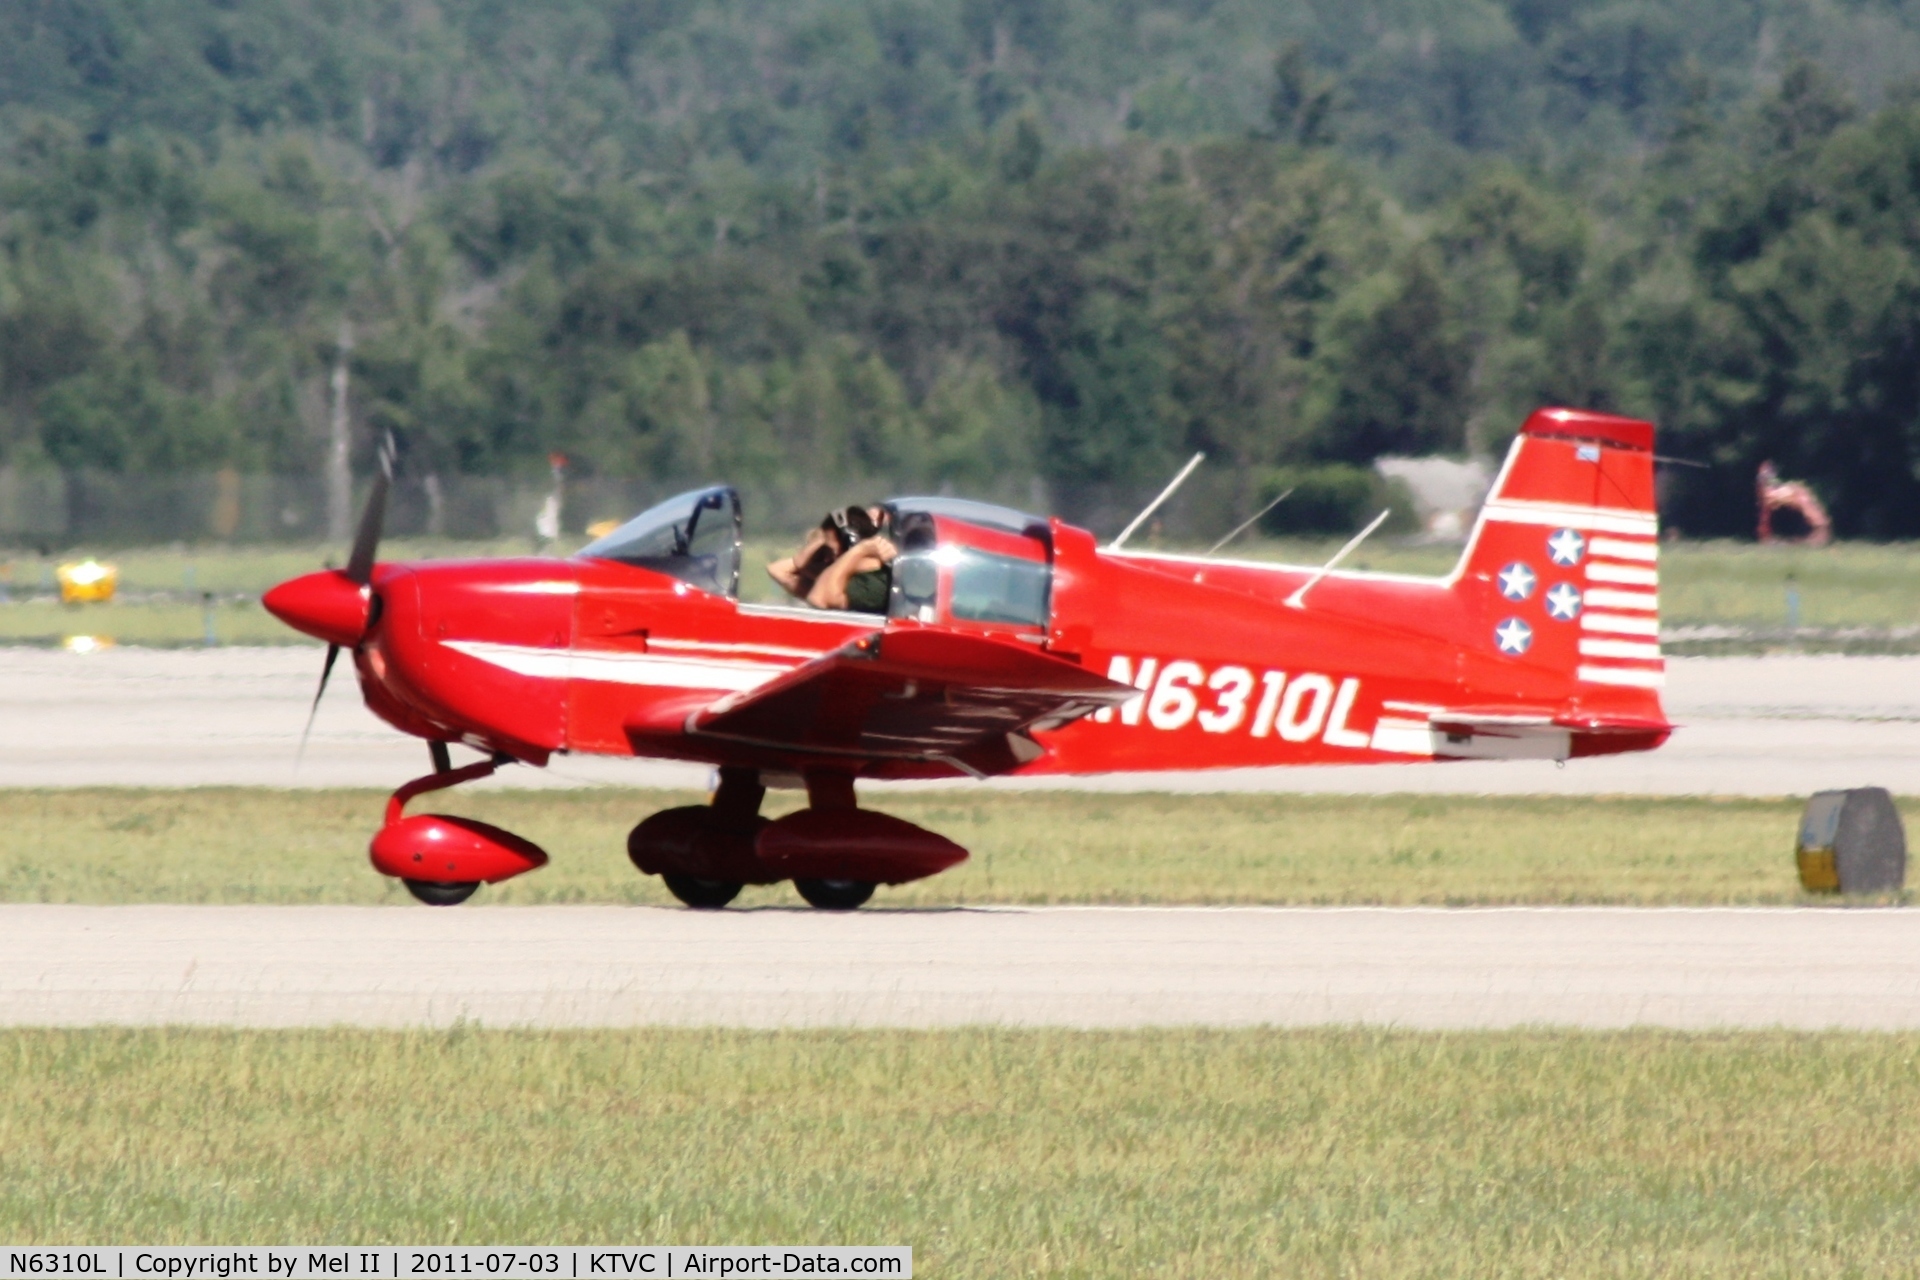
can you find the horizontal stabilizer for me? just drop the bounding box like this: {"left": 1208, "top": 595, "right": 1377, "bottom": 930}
{"left": 648, "top": 628, "right": 1136, "bottom": 775}
{"left": 1429, "top": 709, "right": 1673, "bottom": 761}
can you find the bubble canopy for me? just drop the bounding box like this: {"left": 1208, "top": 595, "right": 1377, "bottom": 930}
{"left": 577, "top": 485, "right": 741, "bottom": 597}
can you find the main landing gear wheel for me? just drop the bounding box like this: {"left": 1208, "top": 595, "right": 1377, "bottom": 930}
{"left": 793, "top": 878, "right": 876, "bottom": 911}
{"left": 404, "top": 879, "right": 480, "bottom": 906}
{"left": 662, "top": 874, "right": 744, "bottom": 909}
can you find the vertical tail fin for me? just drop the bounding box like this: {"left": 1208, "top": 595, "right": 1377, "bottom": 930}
{"left": 1457, "top": 407, "right": 1664, "bottom": 707}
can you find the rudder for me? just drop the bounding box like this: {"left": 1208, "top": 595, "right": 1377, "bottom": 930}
{"left": 1456, "top": 407, "right": 1664, "bottom": 702}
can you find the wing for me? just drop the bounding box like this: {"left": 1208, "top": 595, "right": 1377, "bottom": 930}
{"left": 643, "top": 628, "right": 1135, "bottom": 776}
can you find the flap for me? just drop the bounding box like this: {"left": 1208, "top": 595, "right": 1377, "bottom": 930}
{"left": 672, "top": 628, "right": 1135, "bottom": 774}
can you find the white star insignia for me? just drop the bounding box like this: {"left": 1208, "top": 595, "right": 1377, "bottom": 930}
{"left": 1497, "top": 562, "right": 1536, "bottom": 601}
{"left": 1547, "top": 528, "right": 1586, "bottom": 566}
{"left": 1545, "top": 583, "right": 1583, "bottom": 621}
{"left": 1494, "top": 617, "right": 1533, "bottom": 655}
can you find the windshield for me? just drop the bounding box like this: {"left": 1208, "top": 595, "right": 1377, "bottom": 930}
{"left": 948, "top": 547, "right": 1050, "bottom": 625}
{"left": 577, "top": 486, "right": 742, "bottom": 597}
{"left": 887, "top": 512, "right": 1052, "bottom": 628}
{"left": 883, "top": 496, "right": 1046, "bottom": 536}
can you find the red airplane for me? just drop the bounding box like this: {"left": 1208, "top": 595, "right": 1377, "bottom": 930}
{"left": 264, "top": 406, "right": 1670, "bottom": 909}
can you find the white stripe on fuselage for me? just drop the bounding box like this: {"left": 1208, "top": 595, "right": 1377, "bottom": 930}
{"left": 478, "top": 581, "right": 582, "bottom": 595}
{"left": 647, "top": 637, "right": 825, "bottom": 660}
{"left": 443, "top": 640, "right": 794, "bottom": 691}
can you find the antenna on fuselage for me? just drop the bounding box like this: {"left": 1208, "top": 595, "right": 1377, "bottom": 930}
{"left": 1283, "top": 508, "right": 1391, "bottom": 609}
{"left": 1108, "top": 452, "right": 1205, "bottom": 551}
{"left": 1205, "top": 487, "right": 1294, "bottom": 556}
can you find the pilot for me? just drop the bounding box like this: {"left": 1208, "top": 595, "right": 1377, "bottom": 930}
{"left": 768, "top": 505, "right": 896, "bottom": 613}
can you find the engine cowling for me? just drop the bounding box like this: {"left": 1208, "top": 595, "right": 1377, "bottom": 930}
{"left": 370, "top": 814, "right": 549, "bottom": 885}
{"left": 262, "top": 569, "right": 370, "bottom": 648}
{"left": 756, "top": 809, "right": 968, "bottom": 885}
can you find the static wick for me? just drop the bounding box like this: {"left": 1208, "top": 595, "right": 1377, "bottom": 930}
{"left": 1284, "top": 509, "right": 1392, "bottom": 609}
{"left": 1108, "top": 452, "right": 1206, "bottom": 551}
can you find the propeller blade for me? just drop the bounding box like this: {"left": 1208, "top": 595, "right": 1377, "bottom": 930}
{"left": 295, "top": 437, "right": 392, "bottom": 771}
{"left": 344, "top": 433, "right": 395, "bottom": 586}
{"left": 295, "top": 642, "right": 342, "bottom": 771}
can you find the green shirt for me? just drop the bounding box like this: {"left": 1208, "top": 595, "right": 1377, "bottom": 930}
{"left": 845, "top": 567, "right": 891, "bottom": 614}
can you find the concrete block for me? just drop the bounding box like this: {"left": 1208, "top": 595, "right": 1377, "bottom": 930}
{"left": 1798, "top": 787, "right": 1906, "bottom": 894}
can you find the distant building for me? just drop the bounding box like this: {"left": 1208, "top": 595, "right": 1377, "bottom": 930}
{"left": 1373, "top": 456, "right": 1494, "bottom": 542}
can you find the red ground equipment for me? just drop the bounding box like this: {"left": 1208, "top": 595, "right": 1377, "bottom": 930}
{"left": 265, "top": 407, "right": 1672, "bottom": 908}
{"left": 1756, "top": 460, "right": 1832, "bottom": 546}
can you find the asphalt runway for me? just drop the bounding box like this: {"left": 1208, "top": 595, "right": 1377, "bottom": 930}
{"left": 3, "top": 904, "right": 1915, "bottom": 1029}
{"left": 0, "top": 645, "right": 1915, "bottom": 794}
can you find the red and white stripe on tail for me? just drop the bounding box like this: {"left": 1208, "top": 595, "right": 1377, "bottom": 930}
{"left": 1459, "top": 408, "right": 1658, "bottom": 702}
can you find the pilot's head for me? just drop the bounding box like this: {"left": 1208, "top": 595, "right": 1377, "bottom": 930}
{"left": 791, "top": 506, "right": 890, "bottom": 593}
{"left": 828, "top": 504, "right": 881, "bottom": 550}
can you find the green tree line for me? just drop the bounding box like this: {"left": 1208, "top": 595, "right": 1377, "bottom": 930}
{"left": 7, "top": 0, "right": 1920, "bottom": 534}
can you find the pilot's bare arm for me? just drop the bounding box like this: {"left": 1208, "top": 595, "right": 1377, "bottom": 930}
{"left": 806, "top": 537, "right": 897, "bottom": 610}
{"left": 769, "top": 528, "right": 833, "bottom": 599}
{"left": 766, "top": 555, "right": 804, "bottom": 595}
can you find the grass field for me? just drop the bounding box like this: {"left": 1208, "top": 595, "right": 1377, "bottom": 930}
{"left": 1202, "top": 537, "right": 1920, "bottom": 635}
{"left": 0, "top": 537, "right": 581, "bottom": 647}
{"left": 4, "top": 535, "right": 1917, "bottom": 647}
{"left": 0, "top": 789, "right": 1874, "bottom": 906}
{"left": 1, "top": 1026, "right": 1916, "bottom": 1275}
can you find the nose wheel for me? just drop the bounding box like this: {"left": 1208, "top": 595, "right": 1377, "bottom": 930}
{"left": 372, "top": 751, "right": 549, "bottom": 905}
{"left": 404, "top": 878, "right": 480, "bottom": 907}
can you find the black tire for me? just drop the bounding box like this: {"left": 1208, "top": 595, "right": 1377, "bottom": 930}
{"left": 404, "top": 878, "right": 480, "bottom": 906}
{"left": 662, "top": 873, "right": 743, "bottom": 909}
{"left": 793, "top": 878, "right": 875, "bottom": 911}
